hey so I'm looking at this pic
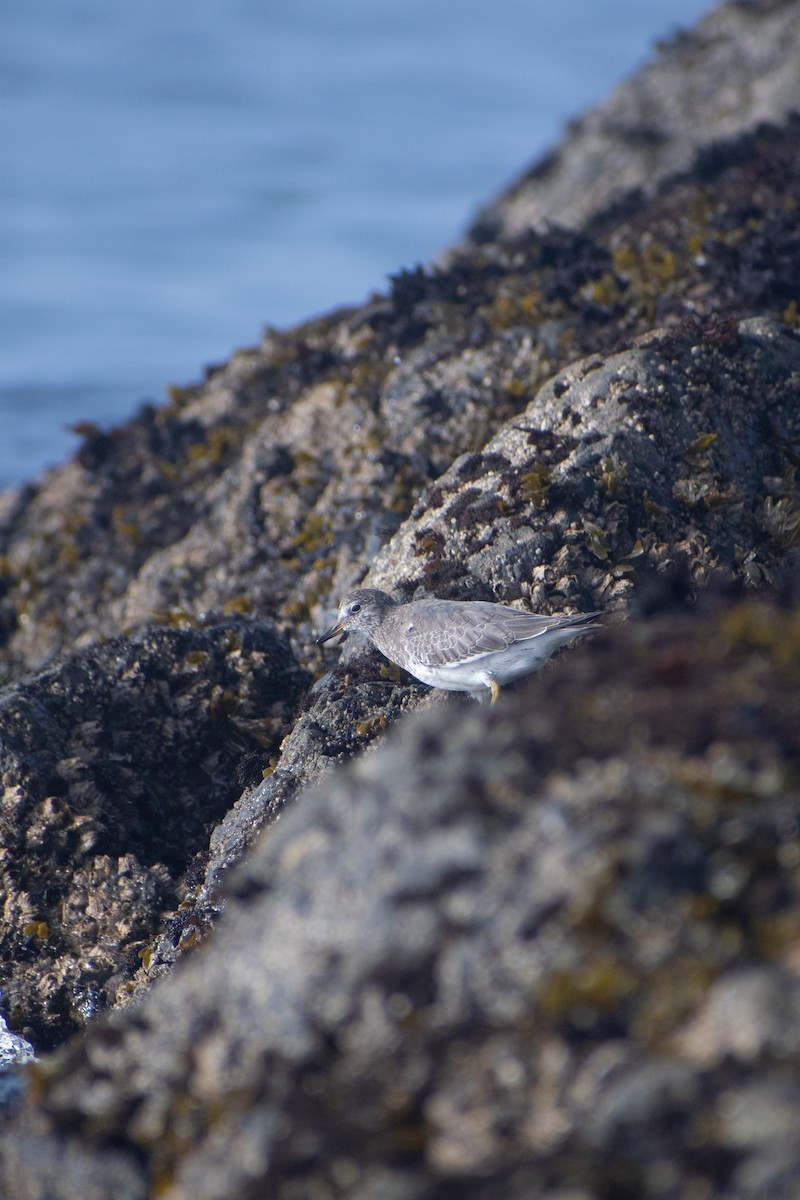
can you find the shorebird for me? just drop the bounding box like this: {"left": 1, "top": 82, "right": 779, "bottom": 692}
{"left": 317, "top": 587, "right": 599, "bottom": 703}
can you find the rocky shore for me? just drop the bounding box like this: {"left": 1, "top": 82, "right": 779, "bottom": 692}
{"left": 2, "top": 3, "right": 800, "bottom": 1197}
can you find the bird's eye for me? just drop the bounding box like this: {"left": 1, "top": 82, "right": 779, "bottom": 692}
{"left": 350, "top": 602, "right": 361, "bottom": 614}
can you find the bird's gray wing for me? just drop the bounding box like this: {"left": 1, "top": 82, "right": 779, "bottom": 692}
{"left": 391, "top": 601, "right": 591, "bottom": 668}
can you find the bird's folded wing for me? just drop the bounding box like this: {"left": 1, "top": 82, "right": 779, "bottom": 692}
{"left": 403, "top": 604, "right": 558, "bottom": 667}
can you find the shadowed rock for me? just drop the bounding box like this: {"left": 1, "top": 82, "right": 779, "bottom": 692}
{"left": 2, "top": 600, "right": 800, "bottom": 1199}
{"left": 0, "top": 622, "right": 308, "bottom": 1048}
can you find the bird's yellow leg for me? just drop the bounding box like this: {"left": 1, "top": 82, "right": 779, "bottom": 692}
{"left": 490, "top": 680, "right": 501, "bottom": 705}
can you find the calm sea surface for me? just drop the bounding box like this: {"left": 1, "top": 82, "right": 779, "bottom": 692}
{"left": 1, "top": 0, "right": 712, "bottom": 486}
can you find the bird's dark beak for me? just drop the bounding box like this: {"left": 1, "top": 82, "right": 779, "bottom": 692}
{"left": 317, "top": 620, "right": 345, "bottom": 645}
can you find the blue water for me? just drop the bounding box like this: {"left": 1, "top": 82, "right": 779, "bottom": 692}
{"left": 1, "top": 0, "right": 712, "bottom": 487}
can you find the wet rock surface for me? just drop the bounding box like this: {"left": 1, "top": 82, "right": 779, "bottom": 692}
{"left": 3, "top": 601, "right": 800, "bottom": 1199}
{"left": 0, "top": 622, "right": 308, "bottom": 1047}
{"left": 2, "top": 3, "right": 800, "bottom": 1195}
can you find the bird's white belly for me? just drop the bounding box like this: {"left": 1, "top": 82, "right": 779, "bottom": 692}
{"left": 405, "top": 642, "right": 554, "bottom": 694}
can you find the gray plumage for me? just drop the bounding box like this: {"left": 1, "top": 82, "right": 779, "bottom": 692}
{"left": 317, "top": 587, "right": 599, "bottom": 702}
